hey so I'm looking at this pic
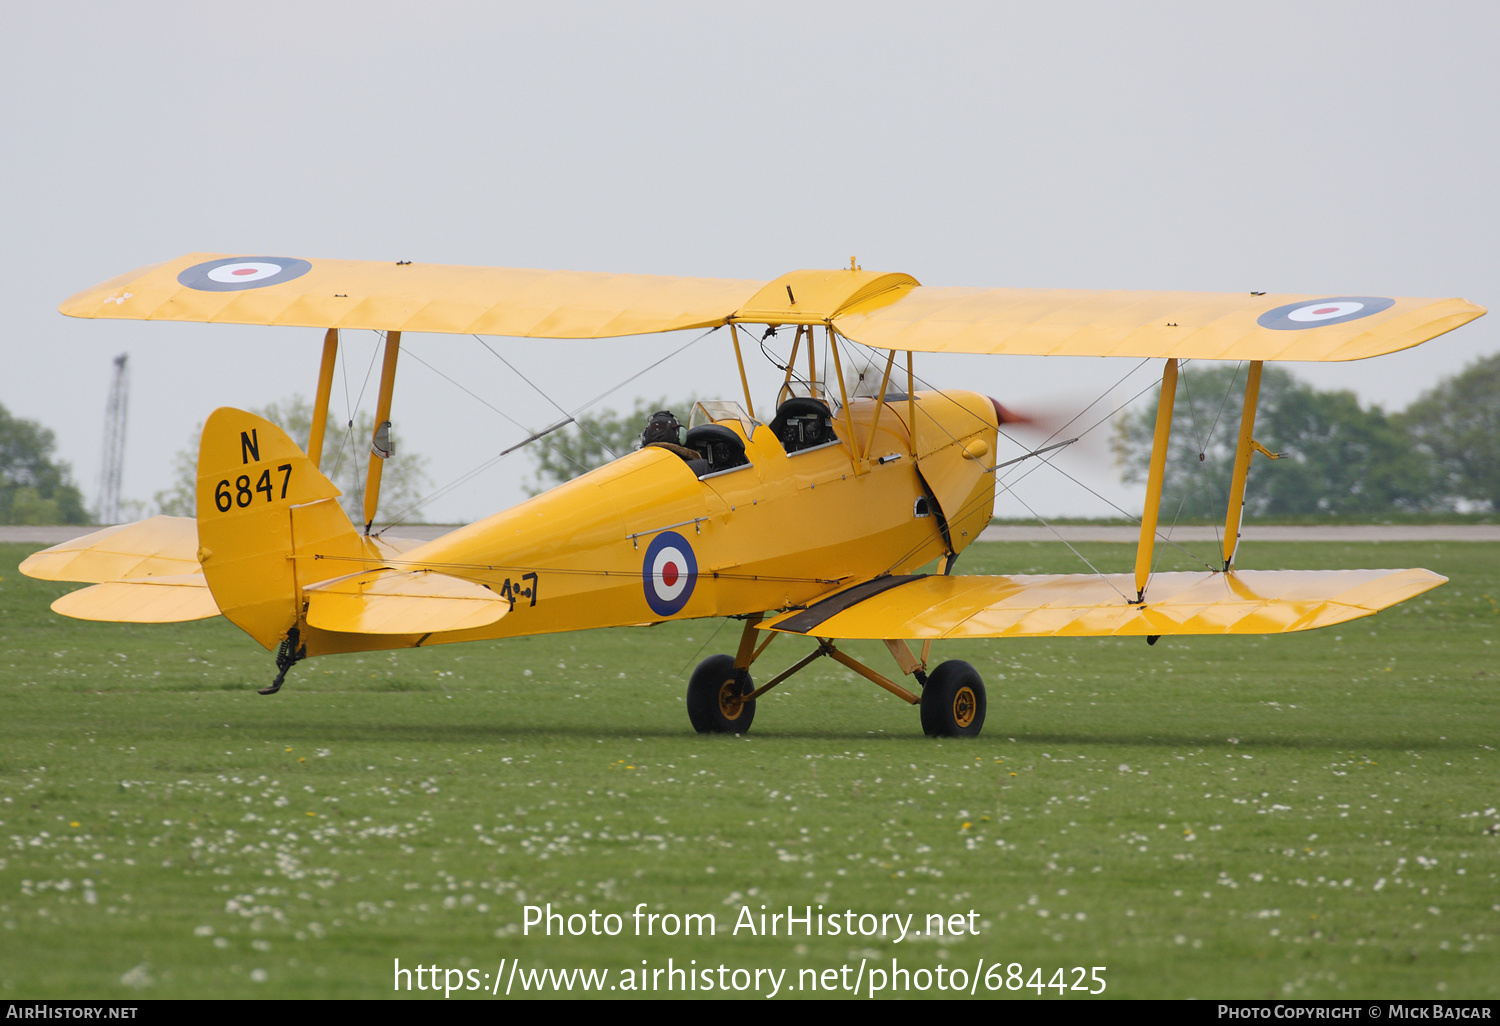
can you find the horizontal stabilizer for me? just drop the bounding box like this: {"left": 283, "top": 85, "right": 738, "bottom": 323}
{"left": 51, "top": 572, "right": 218, "bottom": 623}
{"left": 762, "top": 568, "right": 1446, "bottom": 639}
{"left": 304, "top": 568, "right": 509, "bottom": 635}
{"left": 20, "top": 516, "right": 199, "bottom": 584}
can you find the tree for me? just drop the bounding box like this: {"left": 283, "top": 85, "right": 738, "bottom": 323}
{"left": 154, "top": 395, "right": 430, "bottom": 524}
{"left": 1112, "top": 364, "right": 1436, "bottom": 519}
{"left": 1399, "top": 353, "right": 1500, "bottom": 512}
{"left": 525, "top": 397, "right": 694, "bottom": 495}
{"left": 0, "top": 403, "right": 90, "bottom": 525}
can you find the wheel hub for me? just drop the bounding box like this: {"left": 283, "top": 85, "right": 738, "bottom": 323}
{"left": 952, "top": 686, "right": 976, "bottom": 728}
{"left": 718, "top": 678, "right": 744, "bottom": 720}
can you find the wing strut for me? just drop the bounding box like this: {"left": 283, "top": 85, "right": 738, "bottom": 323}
{"left": 860, "top": 349, "right": 898, "bottom": 461}
{"left": 906, "top": 351, "right": 916, "bottom": 456}
{"left": 363, "top": 331, "right": 401, "bottom": 533}
{"left": 778, "top": 326, "right": 805, "bottom": 403}
{"left": 1219, "top": 360, "right": 1287, "bottom": 569}
{"left": 1133, "top": 358, "right": 1179, "bottom": 602}
{"left": 826, "top": 329, "right": 860, "bottom": 468}
{"left": 1222, "top": 361, "right": 1262, "bottom": 569}
{"left": 728, "top": 325, "right": 756, "bottom": 420}
{"left": 806, "top": 326, "right": 818, "bottom": 399}
{"left": 308, "top": 328, "right": 339, "bottom": 469}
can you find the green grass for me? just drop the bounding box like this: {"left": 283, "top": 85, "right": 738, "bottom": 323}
{"left": 1, "top": 540, "right": 1497, "bottom": 999}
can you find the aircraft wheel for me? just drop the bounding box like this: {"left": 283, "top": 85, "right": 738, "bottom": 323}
{"left": 686, "top": 655, "right": 756, "bottom": 734}
{"left": 920, "top": 660, "right": 986, "bottom": 738}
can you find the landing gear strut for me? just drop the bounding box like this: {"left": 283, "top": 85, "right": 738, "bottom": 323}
{"left": 683, "top": 619, "right": 987, "bottom": 738}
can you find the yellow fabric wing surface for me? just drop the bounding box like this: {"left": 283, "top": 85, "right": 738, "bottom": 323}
{"left": 303, "top": 568, "right": 509, "bottom": 635}
{"left": 60, "top": 255, "right": 1482, "bottom": 360}
{"left": 20, "top": 516, "right": 199, "bottom": 583}
{"left": 61, "top": 254, "right": 765, "bottom": 339}
{"left": 761, "top": 568, "right": 1446, "bottom": 639}
{"left": 52, "top": 573, "right": 218, "bottom": 623}
{"left": 832, "top": 287, "right": 1484, "bottom": 362}
{"left": 24, "top": 516, "right": 220, "bottom": 623}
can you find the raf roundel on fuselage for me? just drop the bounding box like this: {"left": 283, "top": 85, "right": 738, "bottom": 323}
{"left": 177, "top": 257, "right": 313, "bottom": 292}
{"left": 1256, "top": 296, "right": 1396, "bottom": 331}
{"left": 643, "top": 531, "right": 698, "bottom": 617}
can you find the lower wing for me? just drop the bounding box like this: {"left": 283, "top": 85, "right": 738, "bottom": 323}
{"left": 760, "top": 569, "right": 1445, "bottom": 639}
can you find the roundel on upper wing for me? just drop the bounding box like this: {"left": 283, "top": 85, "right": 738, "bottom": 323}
{"left": 177, "top": 257, "right": 313, "bottom": 292}
{"left": 642, "top": 530, "right": 698, "bottom": 617}
{"left": 1256, "top": 296, "right": 1395, "bottom": 331}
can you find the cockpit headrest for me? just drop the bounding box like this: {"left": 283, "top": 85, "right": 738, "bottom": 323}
{"left": 769, "top": 397, "right": 834, "bottom": 453}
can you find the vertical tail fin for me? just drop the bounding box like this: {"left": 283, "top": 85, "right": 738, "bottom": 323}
{"left": 195, "top": 407, "right": 370, "bottom": 650}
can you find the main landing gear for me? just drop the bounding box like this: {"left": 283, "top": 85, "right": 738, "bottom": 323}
{"left": 686, "top": 654, "right": 756, "bottom": 733}
{"left": 685, "top": 615, "right": 986, "bottom": 738}
{"left": 918, "top": 660, "right": 986, "bottom": 738}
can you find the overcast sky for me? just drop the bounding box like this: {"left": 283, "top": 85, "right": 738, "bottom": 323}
{"left": 4, "top": 1, "right": 1496, "bottom": 524}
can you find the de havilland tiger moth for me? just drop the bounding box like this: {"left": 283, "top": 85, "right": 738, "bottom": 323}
{"left": 21, "top": 254, "right": 1485, "bottom": 737}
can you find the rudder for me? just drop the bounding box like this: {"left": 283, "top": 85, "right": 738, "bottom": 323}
{"left": 195, "top": 408, "right": 363, "bottom": 650}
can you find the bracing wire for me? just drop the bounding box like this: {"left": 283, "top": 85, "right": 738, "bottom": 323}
{"left": 1155, "top": 360, "right": 1208, "bottom": 577}
{"left": 1148, "top": 360, "right": 1244, "bottom": 582}
{"left": 329, "top": 331, "right": 383, "bottom": 485}
{"left": 867, "top": 349, "right": 1170, "bottom": 580}
{"left": 309, "top": 551, "right": 840, "bottom": 586}
{"left": 400, "top": 346, "right": 591, "bottom": 473}
{"left": 374, "top": 324, "right": 721, "bottom": 529}
{"left": 678, "top": 618, "right": 731, "bottom": 677}
{"left": 871, "top": 350, "right": 1218, "bottom": 581}
{"left": 567, "top": 325, "right": 720, "bottom": 414}
{"left": 1000, "top": 487, "right": 1131, "bottom": 603}
{"left": 471, "top": 336, "right": 620, "bottom": 460}
{"left": 329, "top": 333, "right": 354, "bottom": 480}
{"left": 370, "top": 345, "right": 601, "bottom": 532}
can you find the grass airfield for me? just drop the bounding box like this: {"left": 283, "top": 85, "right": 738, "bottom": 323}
{"left": 1, "top": 539, "right": 1497, "bottom": 1000}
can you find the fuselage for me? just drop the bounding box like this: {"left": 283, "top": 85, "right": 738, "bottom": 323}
{"left": 299, "top": 389, "right": 1000, "bottom": 657}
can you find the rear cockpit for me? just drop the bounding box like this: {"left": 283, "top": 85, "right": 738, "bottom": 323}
{"left": 642, "top": 400, "right": 760, "bottom": 480}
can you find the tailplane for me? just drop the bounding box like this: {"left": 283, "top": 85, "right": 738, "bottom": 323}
{"left": 194, "top": 408, "right": 508, "bottom": 664}
{"left": 23, "top": 408, "right": 506, "bottom": 672}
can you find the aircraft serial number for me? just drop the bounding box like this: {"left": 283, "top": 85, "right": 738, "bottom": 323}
{"left": 498, "top": 572, "right": 539, "bottom": 608}
{"left": 215, "top": 465, "right": 293, "bottom": 512}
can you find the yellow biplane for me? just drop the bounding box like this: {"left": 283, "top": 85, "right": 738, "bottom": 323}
{"left": 23, "top": 255, "right": 1484, "bottom": 737}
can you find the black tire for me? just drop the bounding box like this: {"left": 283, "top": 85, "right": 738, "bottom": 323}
{"left": 686, "top": 654, "right": 756, "bottom": 734}
{"left": 920, "top": 660, "right": 986, "bottom": 738}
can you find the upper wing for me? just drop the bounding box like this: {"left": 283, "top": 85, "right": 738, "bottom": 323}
{"left": 832, "top": 286, "right": 1484, "bottom": 362}
{"left": 20, "top": 516, "right": 199, "bottom": 583}
{"left": 760, "top": 568, "right": 1446, "bottom": 639}
{"left": 61, "top": 254, "right": 765, "bottom": 338}
{"left": 61, "top": 254, "right": 1482, "bottom": 359}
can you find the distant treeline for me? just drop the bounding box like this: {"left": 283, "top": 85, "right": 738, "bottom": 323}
{"left": 4, "top": 355, "right": 1498, "bottom": 526}
{"left": 1113, "top": 353, "right": 1500, "bottom": 518}
{"left": 0, "top": 404, "right": 89, "bottom": 525}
